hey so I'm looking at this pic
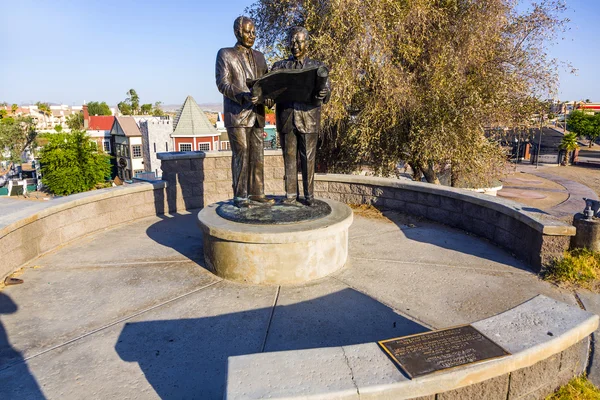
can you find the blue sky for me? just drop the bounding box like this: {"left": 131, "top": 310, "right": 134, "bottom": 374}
{"left": 0, "top": 0, "right": 598, "bottom": 106}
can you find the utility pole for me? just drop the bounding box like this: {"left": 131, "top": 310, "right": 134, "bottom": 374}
{"left": 536, "top": 114, "right": 543, "bottom": 169}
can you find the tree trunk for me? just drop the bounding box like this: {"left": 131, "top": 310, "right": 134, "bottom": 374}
{"left": 408, "top": 162, "right": 422, "bottom": 182}
{"left": 419, "top": 161, "right": 440, "bottom": 185}
{"left": 450, "top": 161, "right": 459, "bottom": 187}
{"left": 562, "top": 151, "right": 570, "bottom": 166}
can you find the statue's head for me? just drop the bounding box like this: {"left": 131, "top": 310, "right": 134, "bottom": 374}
{"left": 288, "top": 26, "right": 309, "bottom": 60}
{"left": 234, "top": 16, "right": 256, "bottom": 49}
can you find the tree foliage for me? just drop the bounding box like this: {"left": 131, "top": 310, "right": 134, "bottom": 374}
{"left": 35, "top": 102, "right": 52, "bottom": 117}
{"left": 87, "top": 101, "right": 112, "bottom": 116}
{"left": 40, "top": 130, "right": 112, "bottom": 196}
{"left": 118, "top": 101, "right": 132, "bottom": 115}
{"left": 0, "top": 116, "right": 38, "bottom": 163}
{"left": 152, "top": 101, "right": 165, "bottom": 116}
{"left": 126, "top": 89, "right": 140, "bottom": 114}
{"left": 248, "top": 0, "right": 569, "bottom": 186}
{"left": 66, "top": 112, "right": 84, "bottom": 130}
{"left": 140, "top": 103, "right": 153, "bottom": 115}
{"left": 567, "top": 110, "right": 600, "bottom": 147}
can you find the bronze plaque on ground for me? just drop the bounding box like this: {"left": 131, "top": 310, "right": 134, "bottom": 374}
{"left": 378, "top": 325, "right": 510, "bottom": 378}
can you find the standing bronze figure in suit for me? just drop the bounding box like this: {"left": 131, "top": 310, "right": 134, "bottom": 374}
{"left": 216, "top": 16, "right": 274, "bottom": 208}
{"left": 272, "top": 27, "right": 330, "bottom": 206}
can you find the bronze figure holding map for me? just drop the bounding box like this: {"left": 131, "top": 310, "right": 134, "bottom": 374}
{"left": 270, "top": 27, "right": 331, "bottom": 206}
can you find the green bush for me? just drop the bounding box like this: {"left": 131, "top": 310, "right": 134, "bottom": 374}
{"left": 40, "top": 131, "right": 112, "bottom": 196}
{"left": 546, "top": 376, "right": 600, "bottom": 400}
{"left": 544, "top": 248, "right": 600, "bottom": 289}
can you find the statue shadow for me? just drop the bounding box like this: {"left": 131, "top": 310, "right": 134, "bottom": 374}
{"left": 0, "top": 292, "right": 45, "bottom": 399}
{"left": 115, "top": 288, "right": 428, "bottom": 399}
{"left": 377, "top": 209, "right": 535, "bottom": 273}
{"left": 145, "top": 211, "right": 208, "bottom": 270}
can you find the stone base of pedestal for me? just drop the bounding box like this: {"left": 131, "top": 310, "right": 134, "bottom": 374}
{"left": 572, "top": 213, "right": 600, "bottom": 251}
{"left": 197, "top": 199, "right": 353, "bottom": 285}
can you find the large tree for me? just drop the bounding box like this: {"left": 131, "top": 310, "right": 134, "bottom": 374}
{"left": 248, "top": 0, "right": 568, "bottom": 186}
{"left": 126, "top": 89, "right": 140, "bottom": 115}
{"left": 0, "top": 116, "right": 38, "bottom": 164}
{"left": 40, "top": 130, "right": 112, "bottom": 196}
{"left": 87, "top": 101, "right": 112, "bottom": 116}
{"left": 567, "top": 110, "right": 600, "bottom": 147}
{"left": 66, "top": 112, "right": 84, "bottom": 130}
{"left": 559, "top": 132, "right": 579, "bottom": 166}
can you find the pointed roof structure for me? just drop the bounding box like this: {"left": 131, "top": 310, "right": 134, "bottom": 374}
{"left": 172, "top": 96, "right": 219, "bottom": 137}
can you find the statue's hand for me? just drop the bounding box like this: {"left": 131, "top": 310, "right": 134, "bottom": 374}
{"left": 264, "top": 98, "right": 275, "bottom": 108}
{"left": 316, "top": 88, "right": 329, "bottom": 99}
{"left": 242, "top": 93, "right": 259, "bottom": 105}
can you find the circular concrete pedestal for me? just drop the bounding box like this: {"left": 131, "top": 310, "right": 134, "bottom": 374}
{"left": 197, "top": 199, "right": 353, "bottom": 285}
{"left": 572, "top": 213, "right": 600, "bottom": 251}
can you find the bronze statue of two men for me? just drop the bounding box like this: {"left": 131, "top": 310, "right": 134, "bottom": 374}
{"left": 216, "top": 17, "right": 330, "bottom": 208}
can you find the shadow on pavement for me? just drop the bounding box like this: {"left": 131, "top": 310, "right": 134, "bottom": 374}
{"left": 145, "top": 212, "right": 209, "bottom": 271}
{"left": 380, "top": 210, "right": 534, "bottom": 273}
{"left": 115, "top": 288, "right": 427, "bottom": 399}
{"left": 0, "top": 292, "right": 45, "bottom": 399}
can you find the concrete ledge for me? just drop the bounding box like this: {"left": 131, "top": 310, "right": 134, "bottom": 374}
{"left": 0, "top": 181, "right": 167, "bottom": 280}
{"left": 226, "top": 295, "right": 598, "bottom": 400}
{"left": 157, "top": 149, "right": 282, "bottom": 161}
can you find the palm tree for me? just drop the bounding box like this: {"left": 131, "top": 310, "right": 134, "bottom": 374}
{"left": 559, "top": 132, "right": 579, "bottom": 166}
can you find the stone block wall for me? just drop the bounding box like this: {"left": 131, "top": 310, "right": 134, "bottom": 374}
{"left": 158, "top": 150, "right": 285, "bottom": 211}
{"left": 436, "top": 338, "right": 589, "bottom": 399}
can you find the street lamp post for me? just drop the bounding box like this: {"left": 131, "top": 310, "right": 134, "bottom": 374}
{"left": 536, "top": 115, "right": 543, "bottom": 169}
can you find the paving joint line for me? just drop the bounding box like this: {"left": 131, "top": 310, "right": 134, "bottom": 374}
{"left": 350, "top": 257, "right": 532, "bottom": 275}
{"left": 260, "top": 286, "right": 280, "bottom": 353}
{"left": 0, "top": 279, "right": 223, "bottom": 372}
{"left": 331, "top": 276, "right": 435, "bottom": 330}
{"left": 341, "top": 346, "right": 360, "bottom": 397}
{"left": 35, "top": 259, "right": 204, "bottom": 271}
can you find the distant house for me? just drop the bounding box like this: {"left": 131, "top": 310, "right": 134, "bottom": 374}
{"left": 84, "top": 105, "right": 114, "bottom": 153}
{"left": 110, "top": 116, "right": 144, "bottom": 180}
{"left": 135, "top": 116, "right": 173, "bottom": 179}
{"left": 172, "top": 96, "right": 220, "bottom": 152}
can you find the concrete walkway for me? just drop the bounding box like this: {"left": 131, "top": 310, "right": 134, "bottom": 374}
{"left": 0, "top": 210, "right": 577, "bottom": 399}
{"left": 511, "top": 165, "right": 599, "bottom": 219}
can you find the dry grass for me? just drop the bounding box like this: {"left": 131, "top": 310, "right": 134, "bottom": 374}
{"left": 546, "top": 376, "right": 600, "bottom": 400}
{"left": 543, "top": 249, "right": 600, "bottom": 292}
{"left": 348, "top": 204, "right": 392, "bottom": 221}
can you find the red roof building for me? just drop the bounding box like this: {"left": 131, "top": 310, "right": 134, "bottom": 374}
{"left": 83, "top": 105, "right": 114, "bottom": 153}
{"left": 88, "top": 115, "right": 115, "bottom": 131}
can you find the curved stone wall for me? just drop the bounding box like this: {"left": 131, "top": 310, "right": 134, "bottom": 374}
{"left": 3, "top": 151, "right": 574, "bottom": 278}
{"left": 0, "top": 181, "right": 168, "bottom": 280}
{"left": 158, "top": 151, "right": 575, "bottom": 272}
{"left": 0, "top": 151, "right": 590, "bottom": 400}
